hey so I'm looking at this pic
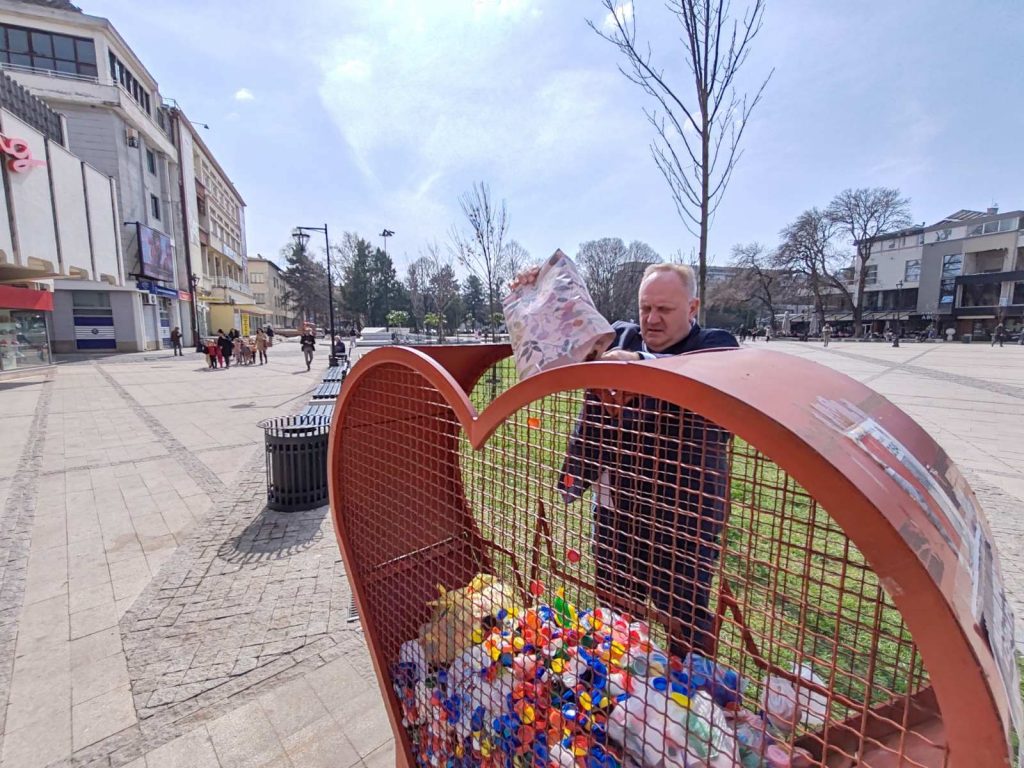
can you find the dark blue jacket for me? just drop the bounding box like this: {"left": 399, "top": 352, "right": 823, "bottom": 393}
{"left": 560, "top": 322, "right": 739, "bottom": 545}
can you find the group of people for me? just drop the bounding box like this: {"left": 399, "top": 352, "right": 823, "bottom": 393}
{"left": 203, "top": 326, "right": 274, "bottom": 369}
{"left": 736, "top": 326, "right": 771, "bottom": 342}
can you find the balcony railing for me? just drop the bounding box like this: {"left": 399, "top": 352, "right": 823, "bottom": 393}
{"left": 211, "top": 277, "right": 252, "bottom": 295}
{"left": 0, "top": 61, "right": 99, "bottom": 85}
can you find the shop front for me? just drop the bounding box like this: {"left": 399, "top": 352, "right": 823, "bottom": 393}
{"left": 0, "top": 284, "right": 53, "bottom": 373}
{"left": 206, "top": 302, "right": 271, "bottom": 338}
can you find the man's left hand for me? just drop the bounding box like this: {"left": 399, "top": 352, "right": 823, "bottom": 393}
{"left": 600, "top": 349, "right": 642, "bottom": 362}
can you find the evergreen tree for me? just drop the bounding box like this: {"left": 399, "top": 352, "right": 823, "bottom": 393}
{"left": 461, "top": 273, "right": 487, "bottom": 330}
{"left": 280, "top": 241, "right": 329, "bottom": 327}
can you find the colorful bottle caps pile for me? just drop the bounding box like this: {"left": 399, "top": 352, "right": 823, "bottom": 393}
{"left": 392, "top": 587, "right": 815, "bottom": 768}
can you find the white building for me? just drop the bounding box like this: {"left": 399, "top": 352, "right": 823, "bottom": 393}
{"left": 852, "top": 208, "right": 1024, "bottom": 339}
{"left": 0, "top": 68, "right": 121, "bottom": 372}
{"left": 0, "top": 0, "right": 221, "bottom": 351}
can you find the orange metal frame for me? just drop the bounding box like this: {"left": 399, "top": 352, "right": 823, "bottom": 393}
{"left": 328, "top": 343, "right": 1018, "bottom": 768}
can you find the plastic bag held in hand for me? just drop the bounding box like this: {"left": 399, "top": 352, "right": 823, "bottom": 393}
{"left": 502, "top": 249, "right": 615, "bottom": 380}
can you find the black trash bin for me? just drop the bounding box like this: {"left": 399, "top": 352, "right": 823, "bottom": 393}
{"left": 259, "top": 415, "right": 330, "bottom": 511}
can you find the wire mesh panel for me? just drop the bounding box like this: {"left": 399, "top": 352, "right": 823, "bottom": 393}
{"left": 330, "top": 346, "right": 1020, "bottom": 768}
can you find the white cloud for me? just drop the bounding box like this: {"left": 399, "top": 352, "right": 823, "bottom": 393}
{"left": 234, "top": 87, "right": 255, "bottom": 101}
{"left": 603, "top": 2, "right": 633, "bottom": 30}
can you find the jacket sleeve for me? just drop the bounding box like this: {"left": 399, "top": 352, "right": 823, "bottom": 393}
{"left": 558, "top": 393, "right": 622, "bottom": 504}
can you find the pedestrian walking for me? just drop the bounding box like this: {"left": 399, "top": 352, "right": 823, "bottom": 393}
{"left": 266, "top": 325, "right": 275, "bottom": 344}
{"left": 764, "top": 325, "right": 771, "bottom": 342}
{"left": 822, "top": 323, "right": 832, "bottom": 348}
{"left": 992, "top": 322, "right": 1005, "bottom": 348}
{"left": 300, "top": 326, "right": 316, "bottom": 371}
{"left": 255, "top": 328, "right": 269, "bottom": 365}
{"left": 217, "top": 329, "right": 233, "bottom": 368}
{"left": 170, "top": 326, "right": 183, "bottom": 356}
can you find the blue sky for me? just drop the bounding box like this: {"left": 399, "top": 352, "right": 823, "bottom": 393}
{"left": 84, "top": 0, "right": 1024, "bottom": 274}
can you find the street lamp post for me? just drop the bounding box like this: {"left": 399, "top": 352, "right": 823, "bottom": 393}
{"left": 292, "top": 224, "right": 338, "bottom": 367}
{"left": 892, "top": 280, "right": 904, "bottom": 348}
{"left": 380, "top": 229, "right": 394, "bottom": 258}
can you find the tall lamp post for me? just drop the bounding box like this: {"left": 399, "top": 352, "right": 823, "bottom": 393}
{"left": 380, "top": 228, "right": 394, "bottom": 258}
{"left": 292, "top": 224, "right": 339, "bottom": 367}
{"left": 892, "top": 280, "right": 904, "bottom": 348}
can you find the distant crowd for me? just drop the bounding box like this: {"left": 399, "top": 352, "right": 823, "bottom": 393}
{"left": 200, "top": 326, "right": 275, "bottom": 369}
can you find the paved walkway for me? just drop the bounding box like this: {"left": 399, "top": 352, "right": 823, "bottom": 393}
{"left": 0, "top": 341, "right": 392, "bottom": 768}
{"left": 766, "top": 338, "right": 1024, "bottom": 646}
{"left": 1, "top": 338, "right": 1021, "bottom": 767}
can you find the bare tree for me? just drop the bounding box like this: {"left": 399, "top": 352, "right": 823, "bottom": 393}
{"left": 826, "top": 187, "right": 912, "bottom": 337}
{"left": 452, "top": 181, "right": 509, "bottom": 341}
{"left": 576, "top": 238, "right": 659, "bottom": 321}
{"left": 497, "top": 240, "right": 531, "bottom": 295}
{"left": 727, "top": 242, "right": 785, "bottom": 329}
{"left": 591, "top": 0, "right": 773, "bottom": 322}
{"left": 576, "top": 237, "right": 628, "bottom": 319}
{"left": 776, "top": 209, "right": 849, "bottom": 331}
{"left": 421, "top": 241, "right": 460, "bottom": 343}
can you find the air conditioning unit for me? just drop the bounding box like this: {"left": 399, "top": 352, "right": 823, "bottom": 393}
{"left": 141, "top": 293, "right": 156, "bottom": 305}
{"left": 126, "top": 128, "right": 139, "bottom": 148}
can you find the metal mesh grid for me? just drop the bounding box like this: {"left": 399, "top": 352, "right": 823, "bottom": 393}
{"left": 338, "top": 357, "right": 948, "bottom": 768}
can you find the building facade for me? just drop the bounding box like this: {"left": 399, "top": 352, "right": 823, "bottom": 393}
{"left": 0, "top": 89, "right": 121, "bottom": 371}
{"left": 852, "top": 208, "right": 1024, "bottom": 339}
{"left": 247, "top": 257, "right": 294, "bottom": 330}
{"left": 180, "top": 120, "right": 259, "bottom": 337}
{"left": 0, "top": 0, "right": 253, "bottom": 351}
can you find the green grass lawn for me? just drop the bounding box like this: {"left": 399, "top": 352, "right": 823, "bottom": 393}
{"left": 458, "top": 357, "right": 927, "bottom": 724}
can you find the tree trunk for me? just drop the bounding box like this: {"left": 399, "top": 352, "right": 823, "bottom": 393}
{"left": 853, "top": 244, "right": 867, "bottom": 338}
{"left": 698, "top": 114, "right": 711, "bottom": 324}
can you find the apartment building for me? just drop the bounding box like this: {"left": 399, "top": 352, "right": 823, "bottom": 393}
{"left": 247, "top": 257, "right": 294, "bottom": 330}
{"left": 852, "top": 207, "right": 1024, "bottom": 339}
{"left": 170, "top": 112, "right": 258, "bottom": 338}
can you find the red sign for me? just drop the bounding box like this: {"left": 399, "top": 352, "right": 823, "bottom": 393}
{"left": 178, "top": 290, "right": 192, "bottom": 301}
{"left": 0, "top": 134, "right": 46, "bottom": 173}
{"left": 0, "top": 284, "right": 53, "bottom": 311}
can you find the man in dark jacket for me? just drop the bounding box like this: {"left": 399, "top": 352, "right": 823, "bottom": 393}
{"left": 516, "top": 263, "right": 737, "bottom": 656}
{"left": 299, "top": 327, "right": 317, "bottom": 371}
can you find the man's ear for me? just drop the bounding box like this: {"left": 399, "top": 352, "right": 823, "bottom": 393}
{"left": 690, "top": 297, "right": 701, "bottom": 322}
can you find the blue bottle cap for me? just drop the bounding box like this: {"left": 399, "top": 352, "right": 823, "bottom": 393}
{"left": 651, "top": 676, "right": 668, "bottom": 692}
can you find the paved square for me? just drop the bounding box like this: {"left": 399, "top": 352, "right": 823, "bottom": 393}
{"left": 0, "top": 338, "right": 1019, "bottom": 767}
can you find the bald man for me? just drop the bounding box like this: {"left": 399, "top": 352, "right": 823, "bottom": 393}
{"left": 515, "top": 263, "right": 738, "bottom": 655}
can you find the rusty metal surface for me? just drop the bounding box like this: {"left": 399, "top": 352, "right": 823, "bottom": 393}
{"left": 329, "top": 344, "right": 1019, "bottom": 768}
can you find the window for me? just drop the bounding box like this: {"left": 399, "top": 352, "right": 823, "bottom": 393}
{"left": 935, "top": 229, "right": 951, "bottom": 242}
{"left": 863, "top": 265, "right": 878, "bottom": 285}
{"left": 1014, "top": 282, "right": 1024, "bottom": 305}
{"left": 941, "top": 253, "right": 962, "bottom": 279}
{"left": 146, "top": 149, "right": 156, "bottom": 174}
{"left": 904, "top": 259, "right": 921, "bottom": 282}
{"left": 150, "top": 194, "right": 160, "bottom": 220}
{"left": 917, "top": 233, "right": 925, "bottom": 245}
{"left": 0, "top": 24, "right": 97, "bottom": 77}
{"left": 107, "top": 51, "right": 150, "bottom": 114}
{"left": 968, "top": 219, "right": 1015, "bottom": 237}
{"left": 999, "top": 217, "right": 1019, "bottom": 233}
{"left": 250, "top": 272, "right": 265, "bottom": 283}
{"left": 253, "top": 292, "right": 266, "bottom": 305}
{"left": 886, "top": 239, "right": 897, "bottom": 249}
{"left": 961, "top": 283, "right": 1001, "bottom": 308}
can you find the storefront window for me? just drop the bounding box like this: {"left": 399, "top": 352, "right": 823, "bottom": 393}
{"left": 0, "top": 310, "right": 51, "bottom": 370}
{"left": 960, "top": 282, "right": 1001, "bottom": 308}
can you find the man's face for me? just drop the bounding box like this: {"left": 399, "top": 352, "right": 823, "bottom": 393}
{"left": 638, "top": 271, "right": 699, "bottom": 352}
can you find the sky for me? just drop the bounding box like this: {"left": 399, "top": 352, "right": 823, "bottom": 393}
{"left": 82, "top": 0, "right": 1024, "bottom": 275}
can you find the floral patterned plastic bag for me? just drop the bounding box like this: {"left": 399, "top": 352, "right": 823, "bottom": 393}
{"left": 502, "top": 249, "right": 615, "bottom": 380}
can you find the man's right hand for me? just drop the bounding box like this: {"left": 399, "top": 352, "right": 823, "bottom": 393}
{"left": 508, "top": 266, "right": 540, "bottom": 291}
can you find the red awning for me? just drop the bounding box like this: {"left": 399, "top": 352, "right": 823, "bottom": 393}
{"left": 0, "top": 284, "right": 54, "bottom": 312}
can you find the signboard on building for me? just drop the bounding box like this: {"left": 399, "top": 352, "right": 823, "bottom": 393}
{"left": 137, "top": 223, "right": 174, "bottom": 283}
